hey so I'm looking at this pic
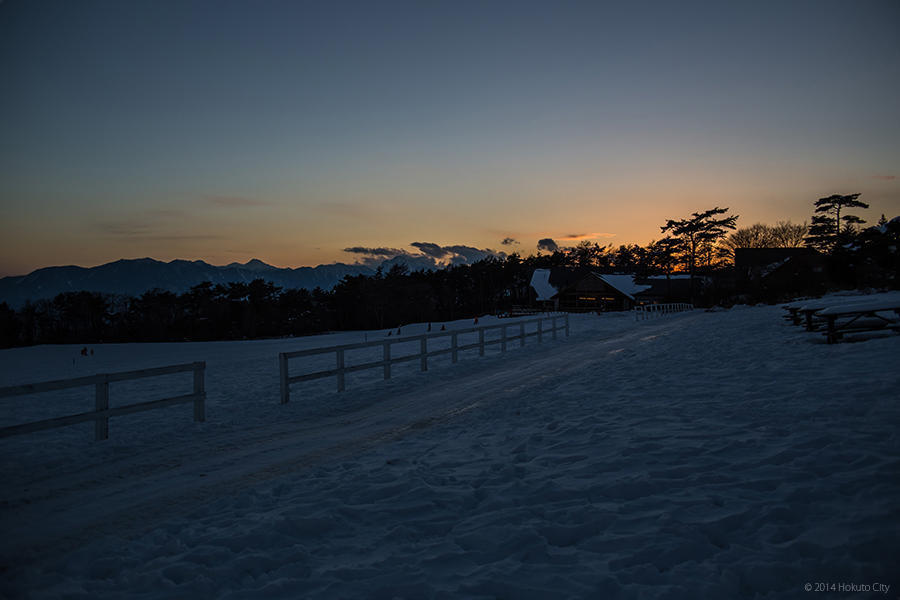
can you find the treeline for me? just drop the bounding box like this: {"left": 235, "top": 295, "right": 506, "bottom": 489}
{"left": 0, "top": 246, "right": 678, "bottom": 348}
{"left": 1, "top": 199, "right": 897, "bottom": 348}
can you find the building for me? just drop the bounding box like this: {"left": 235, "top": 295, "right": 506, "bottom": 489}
{"left": 530, "top": 268, "right": 651, "bottom": 311}
{"left": 632, "top": 275, "right": 693, "bottom": 305}
{"left": 734, "top": 248, "right": 828, "bottom": 301}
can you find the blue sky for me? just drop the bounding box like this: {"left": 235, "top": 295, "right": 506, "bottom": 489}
{"left": 1, "top": 0, "right": 898, "bottom": 275}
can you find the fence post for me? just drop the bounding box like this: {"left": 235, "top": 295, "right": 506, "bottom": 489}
{"left": 279, "top": 353, "right": 290, "bottom": 404}
{"left": 383, "top": 342, "right": 391, "bottom": 379}
{"left": 193, "top": 362, "right": 206, "bottom": 422}
{"left": 451, "top": 333, "right": 458, "bottom": 363}
{"left": 538, "top": 319, "right": 543, "bottom": 343}
{"left": 565, "top": 313, "right": 570, "bottom": 336}
{"left": 420, "top": 336, "right": 428, "bottom": 371}
{"left": 501, "top": 325, "right": 507, "bottom": 352}
{"left": 479, "top": 328, "right": 485, "bottom": 356}
{"left": 336, "top": 349, "right": 345, "bottom": 392}
{"left": 95, "top": 375, "right": 109, "bottom": 441}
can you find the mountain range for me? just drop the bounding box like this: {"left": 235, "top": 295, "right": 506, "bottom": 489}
{"left": 0, "top": 257, "right": 427, "bottom": 307}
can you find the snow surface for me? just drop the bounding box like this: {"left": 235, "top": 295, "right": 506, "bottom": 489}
{"left": 1, "top": 305, "right": 899, "bottom": 599}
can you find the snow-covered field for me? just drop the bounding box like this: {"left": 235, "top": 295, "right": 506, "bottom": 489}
{"left": 1, "top": 302, "right": 898, "bottom": 599}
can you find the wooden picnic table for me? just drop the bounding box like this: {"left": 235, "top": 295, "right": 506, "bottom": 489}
{"left": 816, "top": 300, "right": 900, "bottom": 343}
{"left": 783, "top": 292, "right": 900, "bottom": 332}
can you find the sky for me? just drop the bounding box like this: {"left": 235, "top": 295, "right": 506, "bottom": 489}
{"left": 1, "top": 0, "right": 899, "bottom": 277}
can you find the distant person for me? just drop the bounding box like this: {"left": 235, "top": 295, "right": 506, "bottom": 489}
{"left": 80, "top": 347, "right": 88, "bottom": 357}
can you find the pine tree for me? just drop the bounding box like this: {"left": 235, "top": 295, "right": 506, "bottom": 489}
{"left": 805, "top": 193, "right": 869, "bottom": 251}
{"left": 660, "top": 207, "right": 738, "bottom": 276}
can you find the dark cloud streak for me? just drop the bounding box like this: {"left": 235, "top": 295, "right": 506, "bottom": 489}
{"left": 344, "top": 242, "right": 505, "bottom": 267}
{"left": 410, "top": 242, "right": 450, "bottom": 258}
{"left": 537, "top": 238, "right": 559, "bottom": 252}
{"left": 343, "top": 246, "right": 410, "bottom": 257}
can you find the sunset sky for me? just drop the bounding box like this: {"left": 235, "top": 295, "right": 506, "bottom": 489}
{"left": 2, "top": 0, "right": 899, "bottom": 277}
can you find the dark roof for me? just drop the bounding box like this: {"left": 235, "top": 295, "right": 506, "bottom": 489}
{"left": 546, "top": 266, "right": 595, "bottom": 289}
{"left": 734, "top": 248, "right": 819, "bottom": 270}
{"left": 633, "top": 277, "right": 692, "bottom": 298}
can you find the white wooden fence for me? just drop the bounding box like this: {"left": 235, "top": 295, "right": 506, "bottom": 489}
{"left": 0, "top": 362, "right": 206, "bottom": 441}
{"left": 633, "top": 303, "right": 693, "bottom": 321}
{"left": 279, "top": 314, "right": 570, "bottom": 402}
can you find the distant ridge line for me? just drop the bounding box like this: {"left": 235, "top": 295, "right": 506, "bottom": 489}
{"left": 0, "top": 257, "right": 386, "bottom": 307}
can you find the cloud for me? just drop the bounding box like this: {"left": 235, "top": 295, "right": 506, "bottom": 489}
{"left": 537, "top": 238, "right": 559, "bottom": 252}
{"left": 443, "top": 244, "right": 505, "bottom": 265}
{"left": 94, "top": 218, "right": 222, "bottom": 241}
{"left": 872, "top": 175, "right": 896, "bottom": 181}
{"left": 343, "top": 242, "right": 505, "bottom": 268}
{"left": 343, "top": 246, "right": 416, "bottom": 267}
{"left": 95, "top": 220, "right": 153, "bottom": 237}
{"left": 205, "top": 195, "right": 270, "bottom": 207}
{"left": 501, "top": 237, "right": 519, "bottom": 245}
{"left": 94, "top": 209, "right": 217, "bottom": 241}
{"left": 313, "top": 201, "right": 376, "bottom": 218}
{"left": 343, "top": 246, "right": 410, "bottom": 257}
{"left": 410, "top": 242, "right": 451, "bottom": 258}
{"left": 557, "top": 232, "right": 616, "bottom": 242}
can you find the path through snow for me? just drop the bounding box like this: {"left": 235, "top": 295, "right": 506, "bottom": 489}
{"left": 2, "top": 306, "right": 898, "bottom": 599}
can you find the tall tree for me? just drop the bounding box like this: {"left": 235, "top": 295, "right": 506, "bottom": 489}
{"left": 721, "top": 220, "right": 808, "bottom": 260}
{"left": 771, "top": 221, "right": 808, "bottom": 248}
{"left": 660, "top": 207, "right": 738, "bottom": 276}
{"left": 805, "top": 193, "right": 869, "bottom": 251}
{"left": 568, "top": 241, "right": 607, "bottom": 268}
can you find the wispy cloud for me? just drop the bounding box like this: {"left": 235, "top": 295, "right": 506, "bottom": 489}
{"left": 557, "top": 232, "right": 616, "bottom": 242}
{"left": 94, "top": 210, "right": 222, "bottom": 241}
{"left": 205, "top": 195, "right": 270, "bottom": 207}
{"left": 95, "top": 220, "right": 154, "bottom": 237}
{"left": 872, "top": 175, "right": 896, "bottom": 181}
{"left": 94, "top": 219, "right": 222, "bottom": 241}
{"left": 314, "top": 202, "right": 374, "bottom": 217}
{"left": 146, "top": 234, "right": 225, "bottom": 241}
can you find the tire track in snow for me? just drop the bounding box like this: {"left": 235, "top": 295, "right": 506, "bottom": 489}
{"left": 1, "top": 312, "right": 704, "bottom": 564}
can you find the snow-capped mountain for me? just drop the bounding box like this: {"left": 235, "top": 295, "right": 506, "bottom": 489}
{"left": 0, "top": 258, "right": 378, "bottom": 306}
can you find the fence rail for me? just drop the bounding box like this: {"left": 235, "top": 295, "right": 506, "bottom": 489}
{"left": 633, "top": 303, "right": 693, "bottom": 321}
{"left": 0, "top": 361, "right": 206, "bottom": 441}
{"left": 279, "top": 314, "right": 569, "bottom": 402}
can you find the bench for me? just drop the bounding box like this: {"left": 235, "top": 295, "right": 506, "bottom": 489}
{"left": 816, "top": 300, "right": 900, "bottom": 344}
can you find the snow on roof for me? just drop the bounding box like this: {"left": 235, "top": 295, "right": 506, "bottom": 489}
{"left": 530, "top": 269, "right": 557, "bottom": 301}
{"left": 531, "top": 269, "right": 654, "bottom": 301}
{"left": 598, "top": 274, "right": 652, "bottom": 300}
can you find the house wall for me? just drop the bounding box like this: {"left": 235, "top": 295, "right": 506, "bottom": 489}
{"left": 557, "top": 277, "right": 633, "bottom": 311}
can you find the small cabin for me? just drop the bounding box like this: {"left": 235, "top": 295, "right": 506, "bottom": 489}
{"left": 530, "top": 268, "right": 650, "bottom": 312}
{"left": 734, "top": 248, "right": 827, "bottom": 300}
